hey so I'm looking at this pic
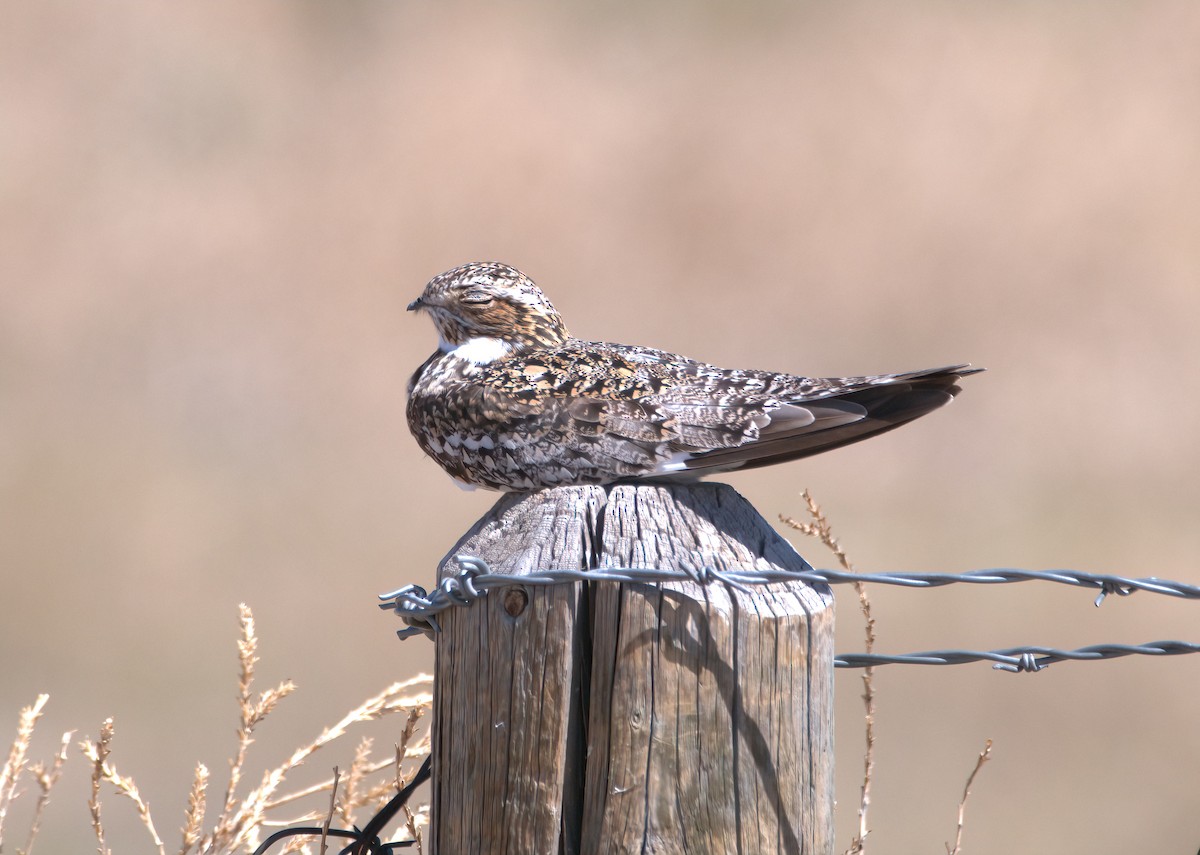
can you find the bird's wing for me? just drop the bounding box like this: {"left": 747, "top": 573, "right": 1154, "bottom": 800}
{"left": 476, "top": 341, "right": 980, "bottom": 480}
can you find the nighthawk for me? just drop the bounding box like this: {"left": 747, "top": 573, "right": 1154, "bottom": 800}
{"left": 407, "top": 262, "right": 981, "bottom": 492}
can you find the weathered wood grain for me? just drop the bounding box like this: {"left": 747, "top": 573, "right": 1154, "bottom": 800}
{"left": 430, "top": 482, "right": 833, "bottom": 855}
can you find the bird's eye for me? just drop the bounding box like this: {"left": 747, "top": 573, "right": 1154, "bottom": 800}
{"left": 461, "top": 291, "right": 494, "bottom": 306}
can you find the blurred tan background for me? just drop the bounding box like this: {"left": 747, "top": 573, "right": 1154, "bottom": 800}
{"left": 3, "top": 1, "right": 1199, "bottom": 852}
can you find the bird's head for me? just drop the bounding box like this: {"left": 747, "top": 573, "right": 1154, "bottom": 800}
{"left": 408, "top": 262, "right": 569, "bottom": 361}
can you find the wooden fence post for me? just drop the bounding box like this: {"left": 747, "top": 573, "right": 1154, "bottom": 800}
{"left": 430, "top": 482, "right": 834, "bottom": 855}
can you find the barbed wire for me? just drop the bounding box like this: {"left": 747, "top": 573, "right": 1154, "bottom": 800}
{"left": 379, "top": 556, "right": 1200, "bottom": 672}
{"left": 834, "top": 641, "right": 1200, "bottom": 672}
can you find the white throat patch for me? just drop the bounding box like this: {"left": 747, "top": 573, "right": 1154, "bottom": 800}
{"left": 441, "top": 336, "right": 514, "bottom": 364}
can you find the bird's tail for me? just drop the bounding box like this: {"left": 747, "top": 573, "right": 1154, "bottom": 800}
{"left": 670, "top": 364, "right": 982, "bottom": 477}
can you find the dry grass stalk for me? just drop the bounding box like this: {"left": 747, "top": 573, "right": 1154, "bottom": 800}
{"left": 403, "top": 805, "right": 427, "bottom": 855}
{"left": 392, "top": 712, "right": 428, "bottom": 854}
{"left": 215, "top": 676, "right": 431, "bottom": 853}
{"left": 278, "top": 835, "right": 309, "bottom": 855}
{"left": 781, "top": 489, "right": 877, "bottom": 855}
{"left": 81, "top": 719, "right": 167, "bottom": 855}
{"left": 85, "top": 718, "right": 113, "bottom": 855}
{"left": 946, "top": 740, "right": 993, "bottom": 855}
{"left": 783, "top": 491, "right": 995, "bottom": 853}
{"left": 338, "top": 739, "right": 371, "bottom": 827}
{"left": 180, "top": 763, "right": 209, "bottom": 855}
{"left": 3, "top": 606, "right": 431, "bottom": 855}
{"left": 22, "top": 727, "right": 74, "bottom": 855}
{"left": 0, "top": 694, "right": 49, "bottom": 853}
{"left": 319, "top": 766, "right": 339, "bottom": 855}
{"left": 221, "top": 604, "right": 298, "bottom": 828}
{"left": 192, "top": 606, "right": 431, "bottom": 853}
{"left": 260, "top": 741, "right": 433, "bottom": 813}
{"left": 258, "top": 713, "right": 431, "bottom": 816}
{"left": 398, "top": 708, "right": 428, "bottom": 851}
{"left": 397, "top": 707, "right": 425, "bottom": 765}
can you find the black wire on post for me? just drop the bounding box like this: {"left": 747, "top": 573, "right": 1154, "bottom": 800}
{"left": 250, "top": 756, "right": 432, "bottom": 855}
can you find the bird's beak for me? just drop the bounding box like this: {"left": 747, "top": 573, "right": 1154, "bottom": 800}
{"left": 406, "top": 297, "right": 424, "bottom": 312}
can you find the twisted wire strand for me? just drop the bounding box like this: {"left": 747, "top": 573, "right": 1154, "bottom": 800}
{"left": 834, "top": 640, "right": 1200, "bottom": 672}
{"left": 379, "top": 557, "right": 1200, "bottom": 671}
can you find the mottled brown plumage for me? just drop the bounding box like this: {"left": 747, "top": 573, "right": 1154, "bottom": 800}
{"left": 407, "top": 262, "right": 981, "bottom": 491}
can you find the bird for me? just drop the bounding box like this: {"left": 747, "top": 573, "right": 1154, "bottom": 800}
{"left": 406, "top": 262, "right": 981, "bottom": 492}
